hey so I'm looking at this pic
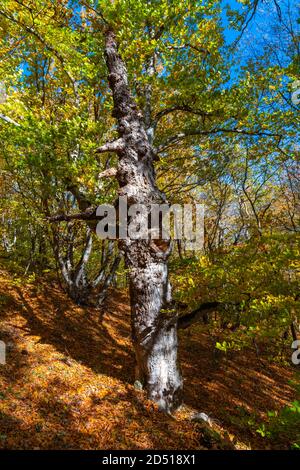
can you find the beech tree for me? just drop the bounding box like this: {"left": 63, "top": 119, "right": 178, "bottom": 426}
{"left": 99, "top": 27, "right": 183, "bottom": 411}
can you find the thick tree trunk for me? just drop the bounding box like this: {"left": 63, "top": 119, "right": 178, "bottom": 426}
{"left": 101, "top": 28, "right": 183, "bottom": 412}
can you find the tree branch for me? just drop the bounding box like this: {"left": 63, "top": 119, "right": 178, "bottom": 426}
{"left": 48, "top": 206, "right": 97, "bottom": 223}
{"left": 177, "top": 302, "right": 220, "bottom": 329}
{"left": 157, "top": 128, "right": 281, "bottom": 153}
{"left": 0, "top": 113, "right": 20, "bottom": 126}
{"left": 155, "top": 105, "right": 221, "bottom": 123}
{"left": 98, "top": 167, "right": 117, "bottom": 178}
{"left": 95, "top": 138, "right": 125, "bottom": 155}
{"left": 166, "top": 43, "right": 210, "bottom": 55}
{"left": 0, "top": 8, "right": 78, "bottom": 99}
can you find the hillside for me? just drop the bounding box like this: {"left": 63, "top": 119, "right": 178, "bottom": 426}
{"left": 0, "top": 267, "right": 297, "bottom": 450}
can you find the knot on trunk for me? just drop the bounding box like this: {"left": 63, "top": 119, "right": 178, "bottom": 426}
{"left": 150, "top": 237, "right": 171, "bottom": 259}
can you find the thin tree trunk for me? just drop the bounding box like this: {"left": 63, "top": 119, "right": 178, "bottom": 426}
{"left": 100, "top": 28, "right": 183, "bottom": 412}
{"left": 97, "top": 253, "right": 122, "bottom": 306}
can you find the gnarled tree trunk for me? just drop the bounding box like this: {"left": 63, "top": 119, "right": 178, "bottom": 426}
{"left": 98, "top": 28, "right": 183, "bottom": 412}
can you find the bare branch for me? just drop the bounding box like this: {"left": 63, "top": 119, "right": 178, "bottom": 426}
{"left": 166, "top": 43, "right": 209, "bottom": 55}
{"left": 157, "top": 128, "right": 281, "bottom": 153}
{"left": 0, "top": 113, "right": 20, "bottom": 126}
{"left": 48, "top": 206, "right": 97, "bottom": 223}
{"left": 98, "top": 167, "right": 117, "bottom": 178}
{"left": 178, "top": 302, "right": 221, "bottom": 329}
{"left": 232, "top": 0, "right": 259, "bottom": 47}
{"left": 95, "top": 138, "right": 125, "bottom": 155}
{"left": 155, "top": 105, "right": 221, "bottom": 123}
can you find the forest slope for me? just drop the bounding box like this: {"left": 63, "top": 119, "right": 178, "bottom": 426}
{"left": 0, "top": 267, "right": 297, "bottom": 450}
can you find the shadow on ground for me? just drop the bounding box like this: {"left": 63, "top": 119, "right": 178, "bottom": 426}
{"left": 0, "top": 268, "right": 296, "bottom": 449}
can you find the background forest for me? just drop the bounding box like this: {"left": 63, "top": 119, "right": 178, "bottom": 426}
{"left": 0, "top": 0, "right": 299, "bottom": 450}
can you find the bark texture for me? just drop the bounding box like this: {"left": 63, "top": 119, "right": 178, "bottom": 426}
{"left": 103, "top": 28, "right": 183, "bottom": 412}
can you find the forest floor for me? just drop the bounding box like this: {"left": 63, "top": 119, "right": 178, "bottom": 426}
{"left": 0, "top": 266, "right": 298, "bottom": 450}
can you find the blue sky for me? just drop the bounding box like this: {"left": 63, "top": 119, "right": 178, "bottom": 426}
{"left": 221, "top": 0, "right": 241, "bottom": 44}
{"left": 221, "top": 0, "right": 299, "bottom": 51}
{"left": 220, "top": 0, "right": 299, "bottom": 82}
